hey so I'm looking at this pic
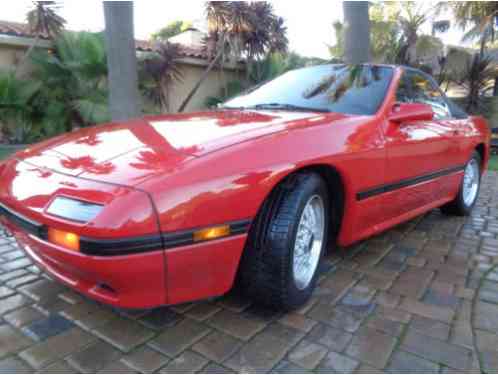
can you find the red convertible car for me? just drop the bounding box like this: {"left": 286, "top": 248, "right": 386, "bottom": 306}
{"left": 0, "top": 64, "right": 490, "bottom": 310}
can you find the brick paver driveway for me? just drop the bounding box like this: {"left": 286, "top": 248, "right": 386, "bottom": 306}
{"left": 1, "top": 172, "right": 498, "bottom": 373}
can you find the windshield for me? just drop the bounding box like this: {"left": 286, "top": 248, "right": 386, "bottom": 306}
{"left": 224, "top": 64, "right": 394, "bottom": 115}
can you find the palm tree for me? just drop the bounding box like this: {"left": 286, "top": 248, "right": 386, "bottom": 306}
{"left": 440, "top": 2, "right": 498, "bottom": 57}
{"left": 31, "top": 31, "right": 110, "bottom": 130}
{"left": 459, "top": 54, "right": 495, "bottom": 112}
{"left": 331, "top": 3, "right": 403, "bottom": 64}
{"left": 17, "top": 1, "right": 66, "bottom": 73}
{"left": 177, "top": 1, "right": 288, "bottom": 112}
{"left": 396, "top": 3, "right": 449, "bottom": 66}
{"left": 342, "top": 1, "right": 370, "bottom": 64}
{"left": 139, "top": 42, "right": 183, "bottom": 113}
{"left": 151, "top": 20, "right": 192, "bottom": 42}
{"left": 103, "top": 1, "right": 140, "bottom": 121}
{"left": 439, "top": 2, "right": 498, "bottom": 96}
{"left": 0, "top": 71, "right": 40, "bottom": 142}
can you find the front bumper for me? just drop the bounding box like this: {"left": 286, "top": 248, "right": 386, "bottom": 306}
{"left": 3, "top": 216, "right": 167, "bottom": 308}
{"left": 2, "top": 214, "right": 247, "bottom": 309}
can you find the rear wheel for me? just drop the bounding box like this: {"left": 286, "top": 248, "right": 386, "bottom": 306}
{"left": 441, "top": 151, "right": 481, "bottom": 216}
{"left": 238, "top": 173, "right": 330, "bottom": 310}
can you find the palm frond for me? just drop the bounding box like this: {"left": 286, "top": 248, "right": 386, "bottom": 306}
{"left": 73, "top": 92, "right": 110, "bottom": 125}
{"left": 432, "top": 20, "right": 450, "bottom": 34}
{"left": 26, "top": 1, "right": 66, "bottom": 38}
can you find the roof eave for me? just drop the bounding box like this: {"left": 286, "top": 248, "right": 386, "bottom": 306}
{"left": 0, "top": 33, "right": 246, "bottom": 71}
{"left": 0, "top": 34, "right": 52, "bottom": 49}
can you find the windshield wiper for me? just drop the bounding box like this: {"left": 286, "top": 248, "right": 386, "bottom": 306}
{"left": 220, "top": 103, "right": 330, "bottom": 113}
{"left": 250, "top": 103, "right": 331, "bottom": 113}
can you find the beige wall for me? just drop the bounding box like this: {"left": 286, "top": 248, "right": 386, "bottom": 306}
{"left": 170, "top": 63, "right": 244, "bottom": 113}
{"left": 0, "top": 44, "right": 24, "bottom": 70}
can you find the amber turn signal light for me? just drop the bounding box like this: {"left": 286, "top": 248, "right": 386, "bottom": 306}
{"left": 193, "top": 225, "right": 230, "bottom": 242}
{"left": 48, "top": 228, "right": 80, "bottom": 251}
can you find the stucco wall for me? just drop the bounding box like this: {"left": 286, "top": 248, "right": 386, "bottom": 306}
{"left": 170, "top": 63, "right": 243, "bottom": 113}
{"left": 0, "top": 44, "right": 24, "bottom": 70}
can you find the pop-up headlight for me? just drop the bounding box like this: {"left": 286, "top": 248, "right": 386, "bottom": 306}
{"left": 47, "top": 196, "right": 103, "bottom": 223}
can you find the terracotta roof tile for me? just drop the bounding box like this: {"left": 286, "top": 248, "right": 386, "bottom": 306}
{"left": 0, "top": 19, "right": 206, "bottom": 59}
{"left": 0, "top": 20, "right": 51, "bottom": 39}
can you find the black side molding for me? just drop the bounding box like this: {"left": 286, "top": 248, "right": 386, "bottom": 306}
{"left": 82, "top": 219, "right": 252, "bottom": 256}
{"left": 162, "top": 219, "right": 252, "bottom": 249}
{"left": 356, "top": 164, "right": 466, "bottom": 201}
{"left": 80, "top": 234, "right": 163, "bottom": 256}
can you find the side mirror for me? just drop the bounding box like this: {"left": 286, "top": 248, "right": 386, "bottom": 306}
{"left": 388, "top": 103, "right": 434, "bottom": 123}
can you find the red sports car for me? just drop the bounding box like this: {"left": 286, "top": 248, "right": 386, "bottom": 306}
{"left": 0, "top": 64, "right": 490, "bottom": 310}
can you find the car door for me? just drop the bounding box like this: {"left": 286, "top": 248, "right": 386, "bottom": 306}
{"left": 381, "top": 68, "right": 458, "bottom": 220}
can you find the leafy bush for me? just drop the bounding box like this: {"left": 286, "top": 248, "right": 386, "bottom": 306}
{"left": 454, "top": 54, "right": 496, "bottom": 113}
{"left": 205, "top": 80, "right": 245, "bottom": 107}
{"left": 0, "top": 70, "right": 40, "bottom": 143}
{"left": 138, "top": 42, "right": 183, "bottom": 113}
{"left": 30, "top": 31, "right": 110, "bottom": 131}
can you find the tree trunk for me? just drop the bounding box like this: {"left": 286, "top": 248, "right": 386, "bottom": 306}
{"left": 177, "top": 48, "right": 223, "bottom": 112}
{"left": 103, "top": 2, "right": 140, "bottom": 121}
{"left": 405, "top": 41, "right": 418, "bottom": 66}
{"left": 479, "top": 36, "right": 485, "bottom": 59}
{"left": 343, "top": 1, "right": 370, "bottom": 64}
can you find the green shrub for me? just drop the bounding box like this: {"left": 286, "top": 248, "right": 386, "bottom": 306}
{"left": 205, "top": 80, "right": 245, "bottom": 108}
{"left": 31, "top": 31, "right": 110, "bottom": 132}
{"left": 0, "top": 70, "right": 40, "bottom": 143}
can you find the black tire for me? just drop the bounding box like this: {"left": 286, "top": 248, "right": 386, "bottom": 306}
{"left": 238, "top": 173, "right": 330, "bottom": 310}
{"left": 441, "top": 151, "right": 481, "bottom": 216}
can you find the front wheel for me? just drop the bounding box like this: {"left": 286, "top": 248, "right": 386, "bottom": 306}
{"left": 441, "top": 151, "right": 481, "bottom": 216}
{"left": 238, "top": 173, "right": 330, "bottom": 310}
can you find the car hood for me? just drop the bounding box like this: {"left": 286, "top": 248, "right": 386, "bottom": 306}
{"left": 15, "top": 110, "right": 350, "bottom": 186}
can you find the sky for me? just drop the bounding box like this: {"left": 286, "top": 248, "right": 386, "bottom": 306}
{"left": 2, "top": 0, "right": 469, "bottom": 59}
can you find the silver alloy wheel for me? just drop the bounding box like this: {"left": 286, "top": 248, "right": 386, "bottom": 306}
{"left": 462, "top": 158, "right": 480, "bottom": 206}
{"left": 293, "top": 195, "right": 325, "bottom": 290}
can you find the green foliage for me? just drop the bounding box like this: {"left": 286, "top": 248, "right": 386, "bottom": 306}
{"left": 138, "top": 42, "right": 183, "bottom": 112}
{"left": 369, "top": 3, "right": 404, "bottom": 63}
{"left": 151, "top": 20, "right": 192, "bottom": 41}
{"left": 30, "top": 31, "right": 110, "bottom": 132}
{"left": 330, "top": 3, "right": 404, "bottom": 63}
{"left": 205, "top": 80, "right": 244, "bottom": 107}
{"left": 482, "top": 97, "right": 498, "bottom": 129}
{"left": 456, "top": 54, "right": 496, "bottom": 113}
{"left": 249, "top": 52, "right": 326, "bottom": 84}
{"left": 0, "top": 31, "right": 111, "bottom": 143}
{"left": 178, "top": 1, "right": 289, "bottom": 112}
{"left": 439, "top": 2, "right": 498, "bottom": 55}
{"left": 26, "top": 1, "right": 66, "bottom": 37}
{"left": 416, "top": 35, "right": 443, "bottom": 59}
{"left": 329, "top": 21, "right": 344, "bottom": 59}
{"left": 330, "top": 2, "right": 448, "bottom": 66}
{"left": 488, "top": 155, "right": 498, "bottom": 171}
{"left": 0, "top": 70, "right": 40, "bottom": 143}
{"left": 0, "top": 146, "right": 16, "bottom": 160}
{"left": 205, "top": 1, "right": 288, "bottom": 61}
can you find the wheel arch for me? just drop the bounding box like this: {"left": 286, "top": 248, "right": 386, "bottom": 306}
{"left": 248, "top": 163, "right": 346, "bottom": 249}
{"left": 475, "top": 143, "right": 487, "bottom": 170}
{"left": 234, "top": 163, "right": 347, "bottom": 305}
